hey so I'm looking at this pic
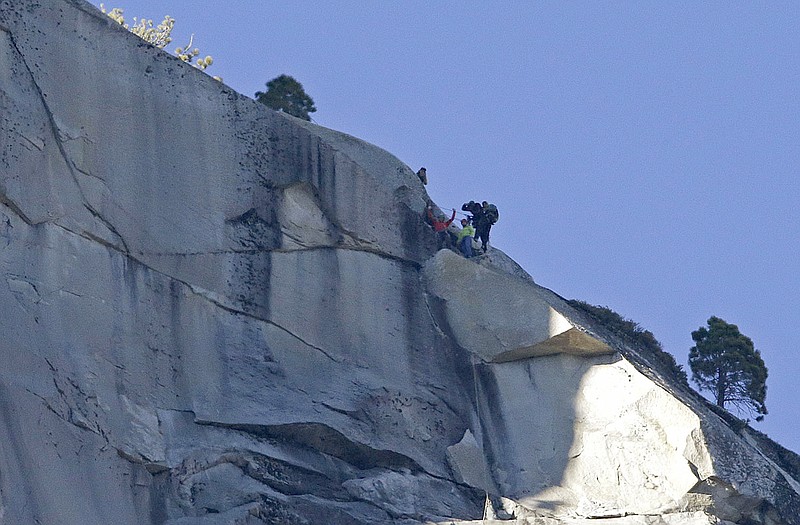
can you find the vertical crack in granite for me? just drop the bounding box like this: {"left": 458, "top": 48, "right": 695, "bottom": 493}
{"left": 4, "top": 28, "right": 129, "bottom": 251}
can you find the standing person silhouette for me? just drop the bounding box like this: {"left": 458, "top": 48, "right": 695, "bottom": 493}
{"left": 474, "top": 201, "right": 498, "bottom": 253}
{"left": 416, "top": 167, "right": 428, "bottom": 185}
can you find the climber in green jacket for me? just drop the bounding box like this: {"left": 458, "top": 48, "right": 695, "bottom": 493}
{"left": 456, "top": 219, "right": 475, "bottom": 258}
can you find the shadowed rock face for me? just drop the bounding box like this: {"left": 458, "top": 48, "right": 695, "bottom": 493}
{"left": 1, "top": 2, "right": 799, "bottom": 524}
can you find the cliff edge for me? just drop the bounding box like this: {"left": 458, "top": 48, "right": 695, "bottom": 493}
{"left": 1, "top": 1, "right": 799, "bottom": 524}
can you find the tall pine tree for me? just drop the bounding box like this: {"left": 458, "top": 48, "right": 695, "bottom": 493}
{"left": 689, "top": 316, "right": 768, "bottom": 421}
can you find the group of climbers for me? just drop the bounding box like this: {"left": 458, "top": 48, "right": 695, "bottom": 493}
{"left": 422, "top": 166, "right": 499, "bottom": 259}
{"left": 461, "top": 200, "right": 499, "bottom": 254}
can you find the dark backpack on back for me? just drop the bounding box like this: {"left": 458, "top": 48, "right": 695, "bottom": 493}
{"left": 485, "top": 203, "right": 499, "bottom": 224}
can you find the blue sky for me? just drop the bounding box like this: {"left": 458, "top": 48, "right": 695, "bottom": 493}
{"left": 91, "top": 1, "right": 800, "bottom": 453}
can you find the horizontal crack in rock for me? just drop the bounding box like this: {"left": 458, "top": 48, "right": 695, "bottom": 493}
{"left": 195, "top": 420, "right": 422, "bottom": 473}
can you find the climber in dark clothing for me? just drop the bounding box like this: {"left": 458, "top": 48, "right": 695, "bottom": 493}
{"left": 461, "top": 200, "right": 483, "bottom": 225}
{"left": 473, "top": 201, "right": 499, "bottom": 253}
{"left": 473, "top": 218, "right": 489, "bottom": 253}
{"left": 426, "top": 205, "right": 456, "bottom": 250}
{"left": 417, "top": 167, "right": 428, "bottom": 185}
{"left": 462, "top": 200, "right": 499, "bottom": 253}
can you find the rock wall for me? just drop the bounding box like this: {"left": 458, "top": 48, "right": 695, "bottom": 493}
{"left": 1, "top": 1, "right": 799, "bottom": 524}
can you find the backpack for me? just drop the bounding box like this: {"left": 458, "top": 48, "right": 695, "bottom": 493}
{"left": 485, "top": 203, "right": 499, "bottom": 224}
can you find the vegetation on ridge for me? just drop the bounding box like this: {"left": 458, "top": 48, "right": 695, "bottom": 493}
{"left": 100, "top": 4, "right": 219, "bottom": 79}
{"left": 567, "top": 300, "right": 689, "bottom": 387}
{"left": 568, "top": 302, "right": 770, "bottom": 425}
{"left": 100, "top": 5, "right": 318, "bottom": 121}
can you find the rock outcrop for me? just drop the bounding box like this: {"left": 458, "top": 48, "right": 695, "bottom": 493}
{"left": 1, "top": 1, "right": 799, "bottom": 524}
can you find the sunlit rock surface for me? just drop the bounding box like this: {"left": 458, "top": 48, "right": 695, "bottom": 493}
{"left": 1, "top": 1, "right": 799, "bottom": 524}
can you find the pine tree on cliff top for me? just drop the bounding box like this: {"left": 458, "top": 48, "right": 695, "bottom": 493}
{"left": 689, "top": 316, "right": 768, "bottom": 421}
{"left": 256, "top": 75, "right": 317, "bottom": 121}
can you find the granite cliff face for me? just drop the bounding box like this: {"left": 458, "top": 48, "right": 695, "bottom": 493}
{"left": 1, "top": 1, "right": 800, "bottom": 524}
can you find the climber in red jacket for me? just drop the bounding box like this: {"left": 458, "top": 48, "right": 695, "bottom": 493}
{"left": 426, "top": 205, "right": 456, "bottom": 250}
